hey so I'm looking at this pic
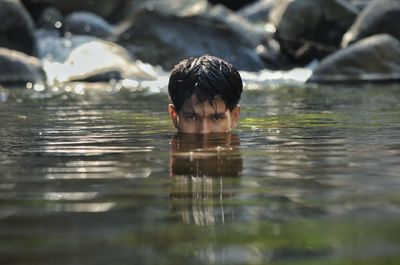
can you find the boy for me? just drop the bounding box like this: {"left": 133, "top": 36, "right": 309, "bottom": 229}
{"left": 168, "top": 55, "right": 243, "bottom": 134}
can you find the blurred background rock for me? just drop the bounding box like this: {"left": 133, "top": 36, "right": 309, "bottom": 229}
{"left": 2, "top": 0, "right": 400, "bottom": 86}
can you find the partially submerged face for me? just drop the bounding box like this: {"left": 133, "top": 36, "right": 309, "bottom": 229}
{"left": 168, "top": 95, "right": 240, "bottom": 134}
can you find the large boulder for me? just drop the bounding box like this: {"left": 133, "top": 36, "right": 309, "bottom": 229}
{"left": 0, "top": 47, "right": 46, "bottom": 86}
{"left": 0, "top": 0, "right": 37, "bottom": 56}
{"left": 37, "top": 35, "right": 99, "bottom": 62}
{"left": 342, "top": 0, "right": 400, "bottom": 47}
{"left": 116, "top": 1, "right": 284, "bottom": 71}
{"left": 35, "top": 7, "right": 64, "bottom": 33}
{"left": 64, "top": 12, "right": 115, "bottom": 39}
{"left": 43, "top": 39, "right": 159, "bottom": 83}
{"left": 269, "top": 0, "right": 358, "bottom": 64}
{"left": 347, "top": 0, "right": 373, "bottom": 11}
{"left": 237, "top": 0, "right": 276, "bottom": 24}
{"left": 112, "top": 0, "right": 210, "bottom": 23}
{"left": 21, "top": 0, "right": 131, "bottom": 21}
{"left": 308, "top": 34, "right": 400, "bottom": 83}
{"left": 208, "top": 0, "right": 257, "bottom": 10}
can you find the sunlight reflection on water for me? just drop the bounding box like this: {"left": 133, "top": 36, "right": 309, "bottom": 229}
{"left": 0, "top": 83, "right": 400, "bottom": 264}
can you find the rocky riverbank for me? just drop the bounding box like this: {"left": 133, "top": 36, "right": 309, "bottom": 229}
{"left": 0, "top": 0, "right": 399, "bottom": 87}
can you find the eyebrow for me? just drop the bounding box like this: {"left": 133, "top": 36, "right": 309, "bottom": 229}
{"left": 182, "top": 111, "right": 197, "bottom": 116}
{"left": 181, "top": 111, "right": 226, "bottom": 117}
{"left": 209, "top": 112, "right": 226, "bottom": 117}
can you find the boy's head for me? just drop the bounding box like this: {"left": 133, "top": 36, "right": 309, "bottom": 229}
{"left": 168, "top": 55, "right": 243, "bottom": 134}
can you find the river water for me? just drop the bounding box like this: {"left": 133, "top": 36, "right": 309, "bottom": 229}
{"left": 0, "top": 82, "right": 399, "bottom": 264}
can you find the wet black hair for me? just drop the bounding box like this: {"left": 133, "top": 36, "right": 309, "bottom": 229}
{"left": 168, "top": 55, "right": 243, "bottom": 113}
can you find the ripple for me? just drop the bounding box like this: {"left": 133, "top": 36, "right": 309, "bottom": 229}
{"left": 50, "top": 202, "right": 116, "bottom": 212}
{"left": 44, "top": 192, "right": 98, "bottom": 201}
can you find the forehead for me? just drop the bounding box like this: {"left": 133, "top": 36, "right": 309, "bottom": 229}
{"left": 181, "top": 95, "right": 228, "bottom": 113}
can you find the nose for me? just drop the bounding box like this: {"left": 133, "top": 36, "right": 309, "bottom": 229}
{"left": 197, "top": 119, "right": 211, "bottom": 134}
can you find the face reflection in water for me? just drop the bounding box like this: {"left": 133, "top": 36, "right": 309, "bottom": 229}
{"left": 169, "top": 133, "right": 242, "bottom": 226}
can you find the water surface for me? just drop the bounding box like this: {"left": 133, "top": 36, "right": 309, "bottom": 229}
{"left": 1, "top": 83, "right": 399, "bottom": 264}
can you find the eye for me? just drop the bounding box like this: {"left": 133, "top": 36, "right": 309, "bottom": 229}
{"left": 212, "top": 115, "right": 225, "bottom": 121}
{"left": 185, "top": 114, "right": 196, "bottom": 121}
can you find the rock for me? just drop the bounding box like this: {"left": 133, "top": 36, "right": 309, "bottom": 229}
{"left": 117, "top": 0, "right": 209, "bottom": 21}
{"left": 237, "top": 0, "right": 276, "bottom": 24}
{"left": 36, "top": 7, "right": 63, "bottom": 33}
{"left": 21, "top": 0, "right": 131, "bottom": 21}
{"left": 269, "top": 0, "right": 358, "bottom": 64}
{"left": 116, "top": 2, "right": 283, "bottom": 71}
{"left": 308, "top": 34, "right": 400, "bottom": 83}
{"left": 0, "top": 47, "right": 46, "bottom": 86}
{"left": 0, "top": 0, "right": 38, "bottom": 56}
{"left": 208, "top": 0, "right": 257, "bottom": 10}
{"left": 342, "top": 0, "right": 400, "bottom": 47}
{"left": 37, "top": 35, "right": 100, "bottom": 62}
{"left": 43, "top": 39, "right": 159, "bottom": 83}
{"left": 64, "top": 12, "right": 115, "bottom": 39}
{"left": 347, "top": 0, "right": 373, "bottom": 11}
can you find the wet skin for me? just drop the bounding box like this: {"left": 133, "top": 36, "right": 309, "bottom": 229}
{"left": 168, "top": 95, "right": 240, "bottom": 134}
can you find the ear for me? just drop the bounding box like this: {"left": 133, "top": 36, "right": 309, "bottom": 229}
{"left": 168, "top": 104, "right": 178, "bottom": 128}
{"left": 230, "top": 105, "right": 240, "bottom": 128}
